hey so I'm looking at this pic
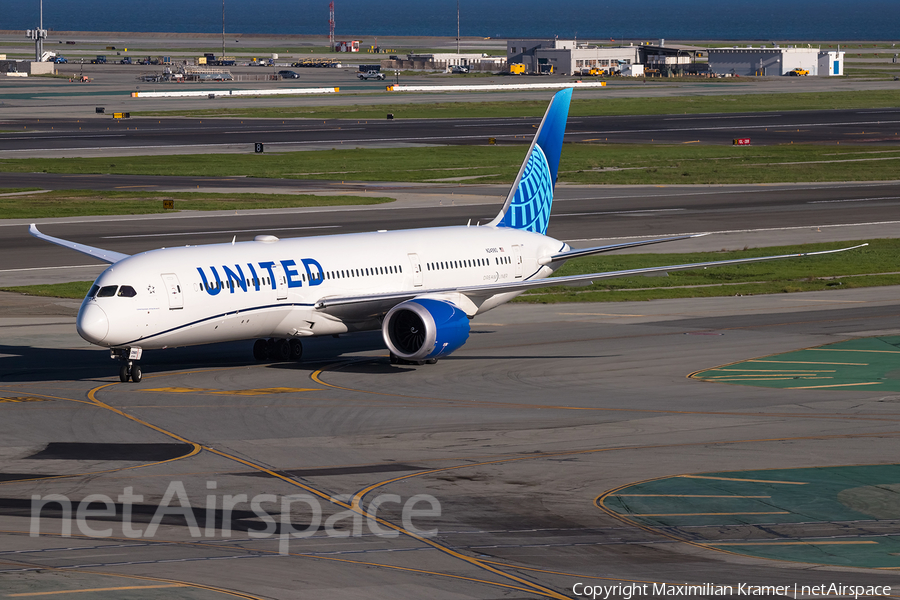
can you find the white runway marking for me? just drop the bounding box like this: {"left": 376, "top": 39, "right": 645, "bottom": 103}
{"left": 566, "top": 220, "right": 900, "bottom": 243}
{"left": 0, "top": 264, "right": 102, "bottom": 273}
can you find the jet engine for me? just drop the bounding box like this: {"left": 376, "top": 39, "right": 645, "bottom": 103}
{"left": 382, "top": 299, "right": 470, "bottom": 362}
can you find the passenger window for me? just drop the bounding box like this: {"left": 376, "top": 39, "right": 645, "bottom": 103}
{"left": 117, "top": 286, "right": 137, "bottom": 298}
{"left": 97, "top": 285, "right": 118, "bottom": 297}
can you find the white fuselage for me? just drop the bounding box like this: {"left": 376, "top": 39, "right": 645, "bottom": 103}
{"left": 76, "top": 226, "right": 567, "bottom": 350}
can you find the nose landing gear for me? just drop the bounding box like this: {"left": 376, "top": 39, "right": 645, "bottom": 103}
{"left": 112, "top": 348, "right": 143, "bottom": 383}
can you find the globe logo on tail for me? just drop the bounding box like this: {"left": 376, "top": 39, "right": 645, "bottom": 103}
{"left": 499, "top": 144, "right": 553, "bottom": 235}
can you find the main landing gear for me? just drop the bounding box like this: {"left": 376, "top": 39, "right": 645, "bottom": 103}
{"left": 389, "top": 353, "right": 438, "bottom": 366}
{"left": 253, "top": 338, "right": 303, "bottom": 362}
{"left": 113, "top": 348, "right": 142, "bottom": 383}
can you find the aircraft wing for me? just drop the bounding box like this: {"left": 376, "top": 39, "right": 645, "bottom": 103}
{"left": 314, "top": 244, "right": 867, "bottom": 312}
{"left": 29, "top": 224, "right": 130, "bottom": 264}
{"left": 544, "top": 233, "right": 706, "bottom": 264}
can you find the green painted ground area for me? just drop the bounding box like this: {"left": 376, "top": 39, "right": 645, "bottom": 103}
{"left": 600, "top": 465, "right": 900, "bottom": 568}
{"left": 690, "top": 335, "right": 900, "bottom": 391}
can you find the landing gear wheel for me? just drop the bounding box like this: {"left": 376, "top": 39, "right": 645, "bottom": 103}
{"left": 119, "top": 364, "right": 129, "bottom": 382}
{"left": 131, "top": 364, "right": 142, "bottom": 382}
{"left": 425, "top": 358, "right": 438, "bottom": 365}
{"left": 389, "top": 352, "right": 426, "bottom": 366}
{"left": 289, "top": 339, "right": 303, "bottom": 361}
{"left": 274, "top": 338, "right": 291, "bottom": 361}
{"left": 253, "top": 338, "right": 268, "bottom": 361}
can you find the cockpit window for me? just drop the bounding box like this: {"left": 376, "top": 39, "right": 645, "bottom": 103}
{"left": 96, "top": 285, "right": 118, "bottom": 297}
{"left": 117, "top": 285, "right": 137, "bottom": 298}
{"left": 88, "top": 285, "right": 100, "bottom": 298}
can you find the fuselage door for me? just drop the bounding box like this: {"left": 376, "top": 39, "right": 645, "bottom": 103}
{"left": 272, "top": 263, "right": 288, "bottom": 300}
{"left": 408, "top": 253, "right": 423, "bottom": 287}
{"left": 161, "top": 273, "right": 183, "bottom": 309}
{"left": 512, "top": 245, "right": 523, "bottom": 278}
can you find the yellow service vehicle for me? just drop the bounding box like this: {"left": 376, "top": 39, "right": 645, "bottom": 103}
{"left": 509, "top": 63, "right": 525, "bottom": 75}
{"left": 788, "top": 67, "right": 809, "bottom": 76}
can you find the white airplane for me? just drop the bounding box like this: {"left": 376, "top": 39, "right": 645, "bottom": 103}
{"left": 30, "top": 88, "right": 864, "bottom": 382}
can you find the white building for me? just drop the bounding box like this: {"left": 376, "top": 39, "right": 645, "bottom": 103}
{"left": 428, "top": 53, "right": 506, "bottom": 69}
{"left": 818, "top": 50, "right": 844, "bottom": 76}
{"left": 708, "top": 46, "right": 844, "bottom": 77}
{"left": 507, "top": 39, "right": 640, "bottom": 75}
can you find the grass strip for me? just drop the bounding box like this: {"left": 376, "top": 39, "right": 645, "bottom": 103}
{"left": 514, "top": 239, "right": 896, "bottom": 303}
{"left": 0, "top": 190, "right": 392, "bottom": 219}
{"left": 4, "top": 240, "right": 894, "bottom": 302}
{"left": 134, "top": 90, "right": 900, "bottom": 120}
{"left": 0, "top": 281, "right": 94, "bottom": 299}
{"left": 3, "top": 144, "right": 900, "bottom": 187}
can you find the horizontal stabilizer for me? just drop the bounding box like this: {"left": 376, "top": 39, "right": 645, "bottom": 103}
{"left": 29, "top": 224, "right": 130, "bottom": 264}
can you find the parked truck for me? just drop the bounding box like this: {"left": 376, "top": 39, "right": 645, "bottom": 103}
{"left": 202, "top": 53, "right": 236, "bottom": 66}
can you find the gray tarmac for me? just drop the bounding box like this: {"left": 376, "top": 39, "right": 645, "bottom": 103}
{"left": 0, "top": 285, "right": 898, "bottom": 598}
{"left": 3, "top": 108, "right": 900, "bottom": 158}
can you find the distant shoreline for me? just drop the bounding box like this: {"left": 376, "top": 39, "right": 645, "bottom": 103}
{"left": 2, "top": 31, "right": 896, "bottom": 44}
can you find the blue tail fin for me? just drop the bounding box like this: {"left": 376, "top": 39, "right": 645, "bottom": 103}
{"left": 489, "top": 88, "right": 572, "bottom": 235}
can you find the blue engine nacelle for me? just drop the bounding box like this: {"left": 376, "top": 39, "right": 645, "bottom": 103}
{"left": 382, "top": 299, "right": 470, "bottom": 361}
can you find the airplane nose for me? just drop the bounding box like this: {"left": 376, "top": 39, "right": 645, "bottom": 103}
{"left": 77, "top": 303, "right": 109, "bottom": 344}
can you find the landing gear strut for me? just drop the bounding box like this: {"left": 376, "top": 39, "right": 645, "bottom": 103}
{"left": 113, "top": 348, "right": 142, "bottom": 382}
{"left": 389, "top": 352, "right": 435, "bottom": 366}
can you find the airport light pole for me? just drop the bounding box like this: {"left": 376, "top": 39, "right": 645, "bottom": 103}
{"left": 456, "top": 0, "right": 460, "bottom": 54}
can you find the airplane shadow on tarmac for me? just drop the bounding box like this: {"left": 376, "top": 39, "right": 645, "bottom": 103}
{"left": 0, "top": 332, "right": 393, "bottom": 383}
{"left": 0, "top": 329, "right": 621, "bottom": 382}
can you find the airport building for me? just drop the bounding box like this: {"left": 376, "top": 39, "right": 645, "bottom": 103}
{"left": 707, "top": 46, "right": 844, "bottom": 76}
{"left": 506, "top": 39, "right": 705, "bottom": 76}
{"left": 382, "top": 52, "right": 506, "bottom": 72}
{"left": 507, "top": 39, "right": 639, "bottom": 75}
{"left": 0, "top": 57, "right": 54, "bottom": 76}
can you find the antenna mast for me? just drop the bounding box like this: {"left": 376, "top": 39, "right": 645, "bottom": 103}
{"left": 28, "top": 0, "right": 48, "bottom": 61}
{"left": 221, "top": 0, "right": 225, "bottom": 58}
{"left": 328, "top": 2, "right": 335, "bottom": 47}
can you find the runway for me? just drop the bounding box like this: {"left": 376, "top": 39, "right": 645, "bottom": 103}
{"left": 3, "top": 108, "right": 900, "bottom": 158}
{"left": 0, "top": 285, "right": 897, "bottom": 598}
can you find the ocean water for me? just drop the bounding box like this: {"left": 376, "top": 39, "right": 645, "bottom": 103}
{"left": 10, "top": 0, "right": 900, "bottom": 41}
